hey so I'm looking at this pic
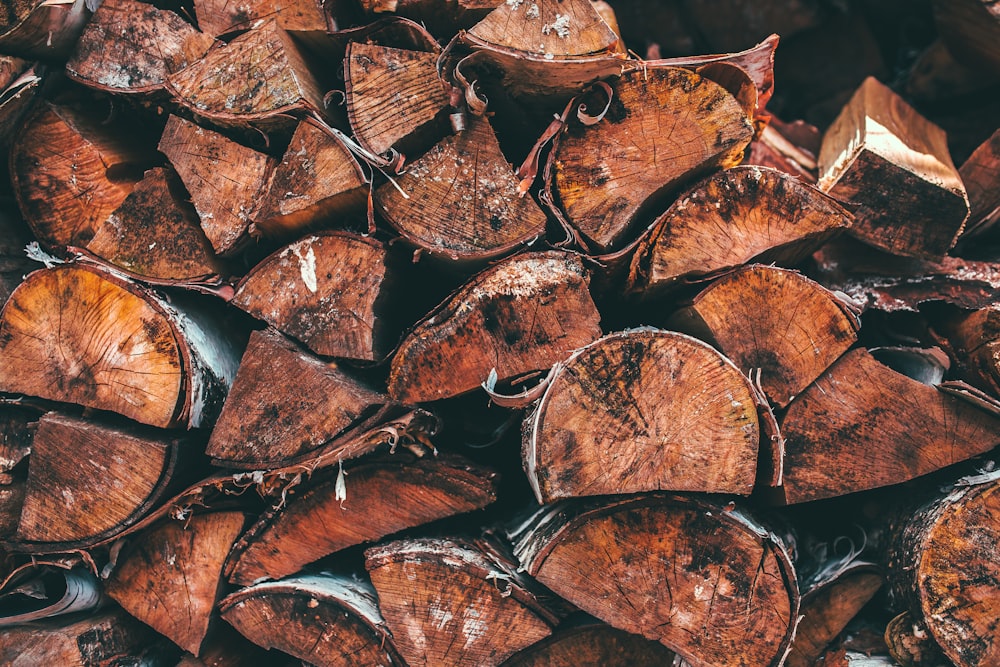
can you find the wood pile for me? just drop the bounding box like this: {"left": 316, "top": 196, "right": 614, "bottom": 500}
{"left": 1, "top": 0, "right": 999, "bottom": 665}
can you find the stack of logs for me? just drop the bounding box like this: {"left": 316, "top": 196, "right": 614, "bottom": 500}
{"left": 0, "top": 0, "right": 999, "bottom": 665}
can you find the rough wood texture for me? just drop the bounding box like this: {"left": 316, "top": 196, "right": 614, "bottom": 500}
{"left": 226, "top": 453, "right": 497, "bottom": 585}
{"left": 780, "top": 348, "right": 1000, "bottom": 504}
{"left": 629, "top": 165, "right": 851, "bottom": 295}
{"left": 388, "top": 251, "right": 602, "bottom": 403}
{"left": 524, "top": 328, "right": 760, "bottom": 502}
{"left": 231, "top": 232, "right": 393, "bottom": 360}
{"left": 817, "top": 76, "right": 969, "bottom": 260}
{"left": 86, "top": 167, "right": 225, "bottom": 281}
{"left": 105, "top": 511, "right": 246, "bottom": 656}
{"left": 66, "top": 0, "right": 217, "bottom": 95}
{"left": 10, "top": 102, "right": 155, "bottom": 249}
{"left": 195, "top": 0, "right": 331, "bottom": 38}
{"left": 374, "top": 113, "right": 548, "bottom": 263}
{"left": 512, "top": 495, "right": 799, "bottom": 667}
{"left": 547, "top": 66, "right": 753, "bottom": 252}
{"left": 467, "top": 0, "right": 619, "bottom": 59}
{"left": 158, "top": 115, "right": 275, "bottom": 256}
{"left": 220, "top": 572, "right": 403, "bottom": 667}
{"left": 672, "top": 264, "right": 860, "bottom": 407}
{"left": 957, "top": 128, "right": 1000, "bottom": 240}
{"left": 366, "top": 537, "right": 563, "bottom": 666}
{"left": 0, "top": 0, "right": 93, "bottom": 60}
{"left": 935, "top": 305, "right": 1000, "bottom": 397}
{"left": 499, "top": 619, "right": 677, "bottom": 666}
{"left": 933, "top": 0, "right": 1000, "bottom": 72}
{"left": 206, "top": 327, "right": 385, "bottom": 467}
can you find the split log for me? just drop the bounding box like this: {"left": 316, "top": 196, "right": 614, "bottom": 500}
{"left": 523, "top": 328, "right": 761, "bottom": 502}
{"left": 499, "top": 617, "right": 677, "bottom": 666}
{"left": 65, "top": 0, "right": 217, "bottom": 96}
{"left": 365, "top": 537, "right": 565, "bottom": 666}
{"left": 778, "top": 348, "right": 1000, "bottom": 504}
{"left": 628, "top": 165, "right": 851, "bottom": 296}
{"left": 158, "top": 115, "right": 276, "bottom": 256}
{"left": 933, "top": 0, "right": 1000, "bottom": 73}
{"left": 0, "top": 0, "right": 93, "bottom": 60}
{"left": 220, "top": 572, "right": 403, "bottom": 666}
{"left": 670, "top": 264, "right": 860, "bottom": 407}
{"left": 545, "top": 66, "right": 753, "bottom": 252}
{"left": 934, "top": 305, "right": 1000, "bottom": 397}
{"left": 0, "top": 57, "right": 37, "bottom": 147}
{"left": 105, "top": 511, "right": 247, "bottom": 656}
{"left": 817, "top": 76, "right": 969, "bottom": 260}
{"left": 0, "top": 263, "right": 242, "bottom": 428}
{"left": 226, "top": 452, "right": 498, "bottom": 585}
{"left": 956, "top": 128, "right": 1000, "bottom": 240}
{"left": 231, "top": 232, "right": 394, "bottom": 361}
{"left": 251, "top": 117, "right": 368, "bottom": 240}
{"left": 10, "top": 101, "right": 157, "bottom": 249}
{"left": 374, "top": 113, "right": 548, "bottom": 263}
{"left": 195, "top": 0, "right": 332, "bottom": 39}
{"left": 387, "top": 250, "right": 602, "bottom": 403}
{"left": 86, "top": 167, "right": 226, "bottom": 281}
{"left": 885, "top": 469, "right": 1000, "bottom": 667}
{"left": 511, "top": 494, "right": 799, "bottom": 667}
{"left": 11, "top": 412, "right": 186, "bottom": 551}
{"left": 744, "top": 118, "right": 820, "bottom": 183}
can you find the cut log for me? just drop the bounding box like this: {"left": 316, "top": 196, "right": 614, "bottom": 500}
{"left": 0, "top": 57, "right": 38, "bottom": 148}
{"left": 105, "top": 511, "right": 247, "bottom": 656}
{"left": 359, "top": 0, "right": 500, "bottom": 37}
{"left": 779, "top": 347, "right": 1000, "bottom": 504}
{"left": 12, "top": 412, "right": 184, "bottom": 551}
{"left": 387, "top": 250, "right": 602, "bottom": 403}
{"left": 935, "top": 305, "right": 1000, "bottom": 397}
{"left": 956, "top": 128, "right": 1000, "bottom": 240}
{"left": 226, "top": 452, "right": 498, "bottom": 585}
{"left": 231, "top": 232, "right": 394, "bottom": 360}
{"left": 523, "top": 328, "right": 760, "bottom": 502}
{"left": 86, "top": 167, "right": 226, "bottom": 281}
{"left": 158, "top": 115, "right": 276, "bottom": 257}
{"left": 374, "top": 113, "right": 548, "bottom": 263}
{"left": 629, "top": 165, "right": 852, "bottom": 296}
{"left": 885, "top": 469, "right": 1000, "bottom": 667}
{"left": 744, "top": 120, "right": 820, "bottom": 183}
{"left": 817, "top": 76, "right": 969, "bottom": 260}
{"left": 206, "top": 327, "right": 386, "bottom": 468}
{"left": 499, "top": 617, "right": 677, "bottom": 666}
{"left": 365, "top": 537, "right": 565, "bottom": 666}
{"left": 344, "top": 40, "right": 450, "bottom": 158}
{"left": 545, "top": 66, "right": 753, "bottom": 252}
{"left": 0, "top": 263, "right": 242, "bottom": 428}
{"left": 220, "top": 572, "right": 404, "bottom": 667}
{"left": 251, "top": 117, "right": 368, "bottom": 240}
{"left": 195, "top": 0, "right": 332, "bottom": 39}
{"left": 10, "top": 101, "right": 157, "bottom": 249}
{"left": 670, "top": 264, "right": 860, "bottom": 407}
{"left": 165, "top": 20, "right": 333, "bottom": 131}
{"left": 0, "top": 0, "right": 93, "bottom": 60}
{"left": 933, "top": 0, "right": 1000, "bottom": 73}
{"left": 65, "top": 0, "right": 217, "bottom": 96}
{"left": 511, "top": 494, "right": 799, "bottom": 667}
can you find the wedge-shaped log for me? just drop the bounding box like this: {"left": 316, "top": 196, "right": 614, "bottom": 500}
{"left": 345, "top": 40, "right": 450, "bottom": 157}
{"left": 375, "top": 113, "right": 547, "bottom": 263}
{"left": 0, "top": 264, "right": 241, "bottom": 428}
{"left": 206, "top": 328, "right": 385, "bottom": 468}
{"left": 220, "top": 572, "right": 403, "bottom": 666}
{"left": 366, "top": 537, "right": 564, "bottom": 666}
{"left": 252, "top": 117, "right": 368, "bottom": 240}
{"left": 547, "top": 66, "right": 753, "bottom": 252}
{"left": 524, "top": 329, "right": 760, "bottom": 502}
{"left": 388, "top": 251, "right": 602, "bottom": 403}
{"left": 511, "top": 495, "right": 799, "bottom": 667}
{"left": 159, "top": 115, "right": 275, "bottom": 256}
{"left": 780, "top": 348, "right": 1000, "bottom": 504}
{"left": 817, "top": 76, "right": 969, "bottom": 260}
{"left": 105, "top": 511, "right": 245, "bottom": 656}
{"left": 195, "top": 0, "right": 331, "bottom": 38}
{"left": 936, "top": 305, "right": 1000, "bottom": 397}
{"left": 10, "top": 102, "right": 156, "bottom": 249}
{"left": 166, "top": 20, "right": 331, "bottom": 130}
{"left": 66, "top": 0, "right": 216, "bottom": 95}
{"left": 12, "top": 413, "right": 183, "bottom": 550}
{"left": 227, "top": 453, "right": 498, "bottom": 585}
{"left": 629, "top": 165, "right": 852, "bottom": 295}
{"left": 886, "top": 469, "right": 1000, "bottom": 667}
{"left": 86, "top": 167, "right": 225, "bottom": 281}
{"left": 672, "top": 265, "right": 860, "bottom": 407}
{"left": 232, "top": 232, "right": 393, "bottom": 360}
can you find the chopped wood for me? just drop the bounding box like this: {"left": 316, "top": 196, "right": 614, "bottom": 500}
{"left": 817, "top": 76, "right": 969, "bottom": 260}
{"left": 195, "top": 0, "right": 332, "bottom": 39}
{"left": 523, "top": 328, "right": 760, "bottom": 502}
{"left": 0, "top": 0, "right": 93, "bottom": 60}
{"left": 499, "top": 618, "right": 677, "bottom": 666}
{"left": 105, "top": 511, "right": 246, "bottom": 656}
{"left": 359, "top": 0, "right": 500, "bottom": 37}
{"left": 957, "top": 128, "right": 1000, "bottom": 240}
{"left": 388, "top": 250, "right": 602, "bottom": 403}
{"left": 934, "top": 305, "right": 1000, "bottom": 396}
{"left": 0, "top": 60, "right": 39, "bottom": 147}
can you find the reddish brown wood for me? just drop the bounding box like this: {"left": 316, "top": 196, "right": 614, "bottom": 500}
{"left": 195, "top": 0, "right": 332, "bottom": 38}
{"left": 934, "top": 0, "right": 1000, "bottom": 72}
{"left": 499, "top": 619, "right": 677, "bottom": 666}
{"left": 957, "top": 129, "right": 1000, "bottom": 240}
{"left": 0, "top": 0, "right": 93, "bottom": 60}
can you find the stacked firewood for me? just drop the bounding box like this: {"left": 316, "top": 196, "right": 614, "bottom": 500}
{"left": 0, "top": 0, "right": 999, "bottom": 665}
